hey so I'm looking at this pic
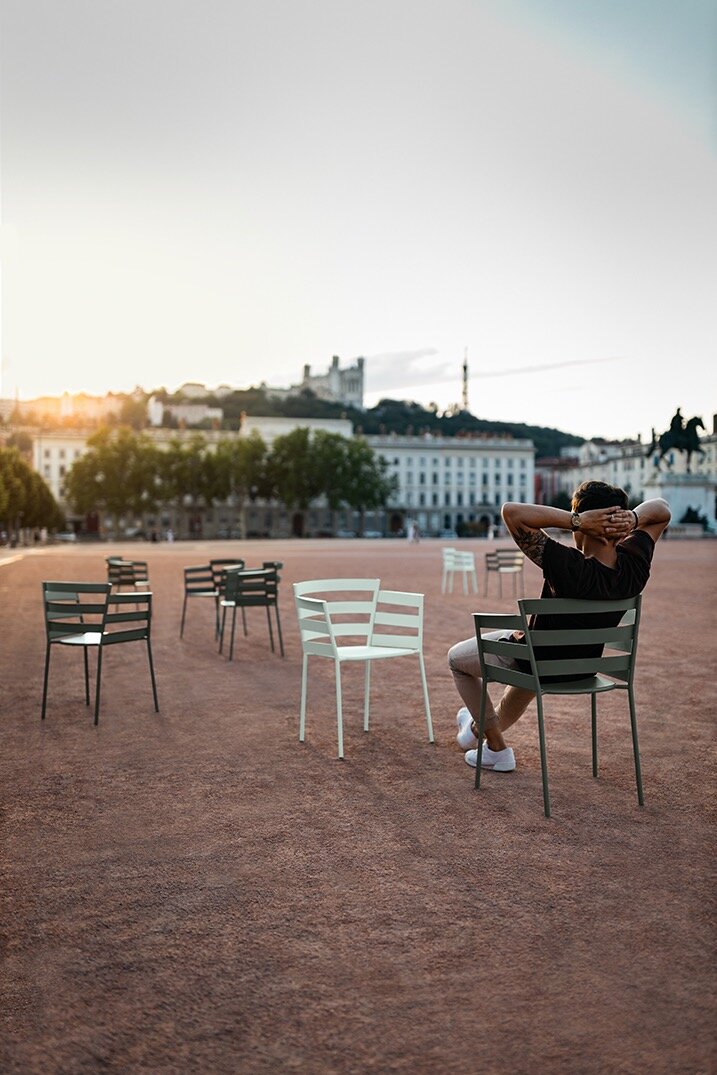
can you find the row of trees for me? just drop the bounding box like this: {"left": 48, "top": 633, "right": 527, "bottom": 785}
{"left": 65, "top": 427, "right": 396, "bottom": 537}
{"left": 0, "top": 448, "right": 65, "bottom": 540}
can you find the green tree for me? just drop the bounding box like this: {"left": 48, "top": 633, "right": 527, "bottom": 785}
{"left": 342, "top": 439, "right": 396, "bottom": 536}
{"left": 266, "top": 428, "right": 325, "bottom": 536}
{"left": 160, "top": 434, "right": 216, "bottom": 538}
{"left": 65, "top": 427, "right": 162, "bottom": 535}
{"left": 0, "top": 447, "right": 63, "bottom": 539}
{"left": 312, "top": 430, "right": 352, "bottom": 533}
{"left": 213, "top": 432, "right": 268, "bottom": 538}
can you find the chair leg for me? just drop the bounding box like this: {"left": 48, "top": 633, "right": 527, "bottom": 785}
{"left": 363, "top": 661, "right": 371, "bottom": 731}
{"left": 241, "top": 608, "right": 248, "bottom": 637}
{"left": 628, "top": 689, "right": 645, "bottom": 806}
{"left": 41, "top": 644, "right": 52, "bottom": 720}
{"left": 275, "top": 605, "right": 284, "bottom": 657}
{"left": 471, "top": 569, "right": 478, "bottom": 594}
{"left": 335, "top": 660, "right": 344, "bottom": 759}
{"left": 462, "top": 570, "right": 468, "bottom": 595}
{"left": 474, "top": 681, "right": 488, "bottom": 790}
{"left": 591, "top": 694, "right": 598, "bottom": 777}
{"left": 147, "top": 640, "right": 159, "bottom": 712}
{"left": 83, "top": 646, "right": 90, "bottom": 705}
{"left": 498, "top": 573, "right": 503, "bottom": 598}
{"left": 299, "top": 654, "right": 308, "bottom": 741}
{"left": 228, "top": 607, "right": 237, "bottom": 661}
{"left": 535, "top": 694, "right": 551, "bottom": 818}
{"left": 180, "top": 595, "right": 188, "bottom": 638}
{"left": 219, "top": 605, "right": 227, "bottom": 653}
{"left": 418, "top": 653, "right": 434, "bottom": 742}
{"left": 266, "top": 605, "right": 275, "bottom": 653}
{"left": 94, "top": 648, "right": 103, "bottom": 725}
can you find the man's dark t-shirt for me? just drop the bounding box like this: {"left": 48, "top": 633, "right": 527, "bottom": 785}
{"left": 512, "top": 530, "right": 655, "bottom": 681}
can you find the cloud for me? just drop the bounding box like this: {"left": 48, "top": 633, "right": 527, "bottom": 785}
{"left": 476, "top": 356, "right": 622, "bottom": 378}
{"left": 365, "top": 350, "right": 622, "bottom": 395}
{"left": 365, "top": 349, "right": 452, "bottom": 392}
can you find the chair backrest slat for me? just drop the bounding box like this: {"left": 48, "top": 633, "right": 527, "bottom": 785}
{"left": 519, "top": 596, "right": 640, "bottom": 686}
{"left": 43, "top": 581, "right": 111, "bottom": 639}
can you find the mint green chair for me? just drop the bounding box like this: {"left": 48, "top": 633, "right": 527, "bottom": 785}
{"left": 473, "top": 595, "right": 643, "bottom": 817}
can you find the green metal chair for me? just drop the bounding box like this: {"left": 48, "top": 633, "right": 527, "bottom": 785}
{"left": 41, "top": 582, "right": 159, "bottom": 724}
{"left": 180, "top": 563, "right": 237, "bottom": 639}
{"left": 218, "top": 563, "right": 284, "bottom": 660}
{"left": 107, "top": 557, "right": 150, "bottom": 593}
{"left": 473, "top": 595, "right": 643, "bottom": 817}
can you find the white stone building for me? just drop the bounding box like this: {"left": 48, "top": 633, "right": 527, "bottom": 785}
{"left": 240, "top": 414, "right": 353, "bottom": 446}
{"left": 544, "top": 426, "right": 717, "bottom": 528}
{"left": 262, "top": 355, "right": 365, "bottom": 409}
{"left": 365, "top": 433, "right": 535, "bottom": 536}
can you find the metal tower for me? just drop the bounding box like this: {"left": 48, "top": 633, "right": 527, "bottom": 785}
{"left": 462, "top": 348, "right": 469, "bottom": 411}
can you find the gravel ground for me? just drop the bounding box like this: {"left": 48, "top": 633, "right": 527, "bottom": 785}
{"left": 1, "top": 537, "right": 715, "bottom": 1074}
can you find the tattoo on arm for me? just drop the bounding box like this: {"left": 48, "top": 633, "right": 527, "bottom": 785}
{"left": 512, "top": 525, "right": 547, "bottom": 568}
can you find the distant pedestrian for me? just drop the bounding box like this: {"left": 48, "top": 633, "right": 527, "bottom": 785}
{"left": 166, "top": 527, "right": 175, "bottom": 543}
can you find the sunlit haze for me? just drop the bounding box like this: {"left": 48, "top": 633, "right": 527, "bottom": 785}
{"left": 1, "top": 0, "right": 715, "bottom": 440}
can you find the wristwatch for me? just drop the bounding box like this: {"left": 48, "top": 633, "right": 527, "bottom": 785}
{"left": 570, "top": 511, "right": 581, "bottom": 531}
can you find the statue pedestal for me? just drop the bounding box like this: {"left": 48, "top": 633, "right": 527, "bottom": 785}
{"left": 643, "top": 471, "right": 716, "bottom": 529}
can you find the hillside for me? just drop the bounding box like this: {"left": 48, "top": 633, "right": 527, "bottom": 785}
{"left": 157, "top": 387, "right": 585, "bottom": 460}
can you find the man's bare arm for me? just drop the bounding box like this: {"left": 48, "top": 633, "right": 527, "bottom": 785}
{"left": 631, "top": 498, "right": 671, "bottom": 542}
{"left": 501, "top": 501, "right": 635, "bottom": 566}
{"left": 509, "top": 523, "right": 549, "bottom": 567}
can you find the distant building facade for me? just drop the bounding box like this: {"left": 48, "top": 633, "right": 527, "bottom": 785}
{"left": 537, "top": 425, "right": 717, "bottom": 525}
{"left": 366, "top": 433, "right": 535, "bottom": 536}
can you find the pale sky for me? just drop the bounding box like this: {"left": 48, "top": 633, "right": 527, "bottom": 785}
{"left": 1, "top": 0, "right": 715, "bottom": 440}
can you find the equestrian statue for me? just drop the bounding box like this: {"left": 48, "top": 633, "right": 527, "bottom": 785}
{"left": 646, "top": 408, "right": 705, "bottom": 473}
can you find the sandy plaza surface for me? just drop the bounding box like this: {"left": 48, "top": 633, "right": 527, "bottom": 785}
{"left": 1, "top": 536, "right": 715, "bottom": 1074}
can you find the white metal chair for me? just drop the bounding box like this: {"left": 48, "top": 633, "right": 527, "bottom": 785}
{"left": 442, "top": 548, "right": 477, "bottom": 594}
{"left": 293, "top": 578, "right": 434, "bottom": 758}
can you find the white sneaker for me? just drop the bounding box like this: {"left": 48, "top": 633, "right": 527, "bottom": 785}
{"left": 464, "top": 744, "right": 516, "bottom": 772}
{"left": 455, "top": 706, "right": 478, "bottom": 750}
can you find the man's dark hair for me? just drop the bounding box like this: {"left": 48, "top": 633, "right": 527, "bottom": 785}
{"left": 571, "top": 480, "right": 628, "bottom": 513}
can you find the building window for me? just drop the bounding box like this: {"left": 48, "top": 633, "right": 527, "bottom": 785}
{"left": 59, "top": 449, "right": 65, "bottom": 460}
{"left": 419, "top": 473, "right": 426, "bottom": 485}
{"left": 419, "top": 493, "right": 425, "bottom": 506}
{"left": 59, "top": 465, "right": 66, "bottom": 477}
{"left": 507, "top": 474, "right": 513, "bottom": 487}
{"left": 457, "top": 457, "right": 464, "bottom": 468}
{"left": 457, "top": 492, "right": 463, "bottom": 506}
{"left": 432, "top": 492, "right": 438, "bottom": 505}
{"left": 432, "top": 472, "right": 438, "bottom": 485}
{"left": 445, "top": 492, "right": 451, "bottom": 506}
{"left": 44, "top": 449, "right": 50, "bottom": 459}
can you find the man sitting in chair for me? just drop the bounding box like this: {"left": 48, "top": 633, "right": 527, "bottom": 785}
{"left": 448, "top": 482, "right": 671, "bottom": 771}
